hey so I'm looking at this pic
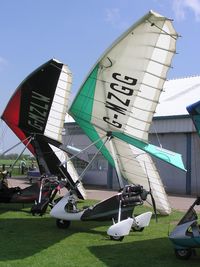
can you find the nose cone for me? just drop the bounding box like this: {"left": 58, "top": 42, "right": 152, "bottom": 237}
{"left": 50, "top": 199, "right": 66, "bottom": 219}
{"left": 50, "top": 205, "right": 60, "bottom": 218}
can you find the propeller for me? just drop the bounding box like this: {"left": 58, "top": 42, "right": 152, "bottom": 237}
{"left": 149, "top": 190, "right": 158, "bottom": 222}
{"left": 142, "top": 160, "right": 158, "bottom": 222}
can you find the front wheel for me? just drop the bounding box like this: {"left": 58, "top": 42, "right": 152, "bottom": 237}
{"left": 175, "top": 248, "right": 192, "bottom": 260}
{"left": 109, "top": 235, "right": 124, "bottom": 241}
{"left": 56, "top": 219, "right": 71, "bottom": 229}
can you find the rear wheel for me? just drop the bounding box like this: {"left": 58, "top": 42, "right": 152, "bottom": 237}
{"left": 132, "top": 226, "right": 144, "bottom": 232}
{"left": 56, "top": 219, "right": 71, "bottom": 229}
{"left": 175, "top": 248, "right": 192, "bottom": 260}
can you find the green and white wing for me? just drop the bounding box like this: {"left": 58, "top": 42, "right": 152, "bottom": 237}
{"left": 70, "top": 11, "right": 185, "bottom": 214}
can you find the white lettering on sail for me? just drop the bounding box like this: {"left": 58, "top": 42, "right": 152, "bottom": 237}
{"left": 28, "top": 91, "right": 50, "bottom": 131}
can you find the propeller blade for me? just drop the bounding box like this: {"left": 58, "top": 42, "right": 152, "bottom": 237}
{"left": 150, "top": 192, "right": 158, "bottom": 222}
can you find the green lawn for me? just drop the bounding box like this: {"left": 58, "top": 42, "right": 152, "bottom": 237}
{"left": 0, "top": 202, "right": 199, "bottom": 267}
{"left": 0, "top": 159, "right": 34, "bottom": 176}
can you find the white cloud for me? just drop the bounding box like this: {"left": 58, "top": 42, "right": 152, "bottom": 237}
{"left": 173, "top": 0, "right": 200, "bottom": 21}
{"left": 104, "top": 8, "right": 129, "bottom": 30}
{"left": 0, "top": 57, "right": 8, "bottom": 71}
{"left": 172, "top": 0, "right": 185, "bottom": 20}
{"left": 105, "top": 8, "right": 120, "bottom": 25}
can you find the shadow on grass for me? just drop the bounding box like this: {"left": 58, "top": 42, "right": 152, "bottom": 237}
{"left": 0, "top": 217, "right": 66, "bottom": 260}
{"left": 0, "top": 214, "right": 110, "bottom": 261}
{"left": 89, "top": 237, "right": 200, "bottom": 267}
{"left": 0, "top": 203, "right": 33, "bottom": 214}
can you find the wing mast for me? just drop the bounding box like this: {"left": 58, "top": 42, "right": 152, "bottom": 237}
{"left": 107, "top": 134, "right": 124, "bottom": 189}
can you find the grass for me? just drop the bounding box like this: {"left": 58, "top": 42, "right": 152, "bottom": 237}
{"left": 0, "top": 201, "right": 200, "bottom": 267}
{"left": 0, "top": 159, "right": 36, "bottom": 176}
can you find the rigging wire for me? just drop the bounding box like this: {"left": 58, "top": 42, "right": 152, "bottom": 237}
{"left": 147, "top": 19, "right": 178, "bottom": 41}
{"left": 50, "top": 62, "right": 72, "bottom": 78}
{"left": 1, "top": 135, "right": 32, "bottom": 155}
{"left": 78, "top": 136, "right": 108, "bottom": 181}
{"left": 151, "top": 121, "right": 162, "bottom": 148}
{"left": 8, "top": 136, "right": 33, "bottom": 172}
{"left": 65, "top": 134, "right": 107, "bottom": 162}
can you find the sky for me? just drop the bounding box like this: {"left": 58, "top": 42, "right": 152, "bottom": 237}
{"left": 0, "top": 0, "right": 200, "bottom": 154}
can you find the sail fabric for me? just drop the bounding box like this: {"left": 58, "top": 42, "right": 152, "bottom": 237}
{"left": 1, "top": 59, "right": 86, "bottom": 200}
{"left": 50, "top": 144, "right": 87, "bottom": 200}
{"left": 70, "top": 11, "right": 185, "bottom": 214}
{"left": 44, "top": 63, "right": 72, "bottom": 143}
{"left": 1, "top": 59, "right": 72, "bottom": 153}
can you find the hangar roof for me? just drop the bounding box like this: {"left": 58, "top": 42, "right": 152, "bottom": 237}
{"left": 155, "top": 75, "right": 200, "bottom": 117}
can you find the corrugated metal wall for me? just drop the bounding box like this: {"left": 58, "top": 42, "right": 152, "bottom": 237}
{"left": 150, "top": 133, "right": 187, "bottom": 194}
{"left": 64, "top": 117, "right": 200, "bottom": 195}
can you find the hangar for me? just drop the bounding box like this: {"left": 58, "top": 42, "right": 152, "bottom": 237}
{"left": 63, "top": 75, "right": 200, "bottom": 196}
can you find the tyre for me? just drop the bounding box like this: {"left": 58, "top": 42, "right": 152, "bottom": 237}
{"left": 132, "top": 226, "right": 144, "bottom": 232}
{"left": 175, "top": 248, "right": 192, "bottom": 260}
{"left": 110, "top": 235, "right": 124, "bottom": 241}
{"left": 56, "top": 219, "right": 71, "bottom": 229}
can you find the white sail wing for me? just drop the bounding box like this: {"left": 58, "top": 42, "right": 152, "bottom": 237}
{"left": 44, "top": 62, "right": 72, "bottom": 143}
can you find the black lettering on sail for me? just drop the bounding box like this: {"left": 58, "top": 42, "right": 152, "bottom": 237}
{"left": 112, "top": 73, "right": 137, "bottom": 86}
{"left": 107, "top": 92, "right": 130, "bottom": 107}
{"left": 110, "top": 83, "right": 134, "bottom": 96}
{"left": 105, "top": 101, "right": 126, "bottom": 115}
{"left": 103, "top": 117, "right": 122, "bottom": 128}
